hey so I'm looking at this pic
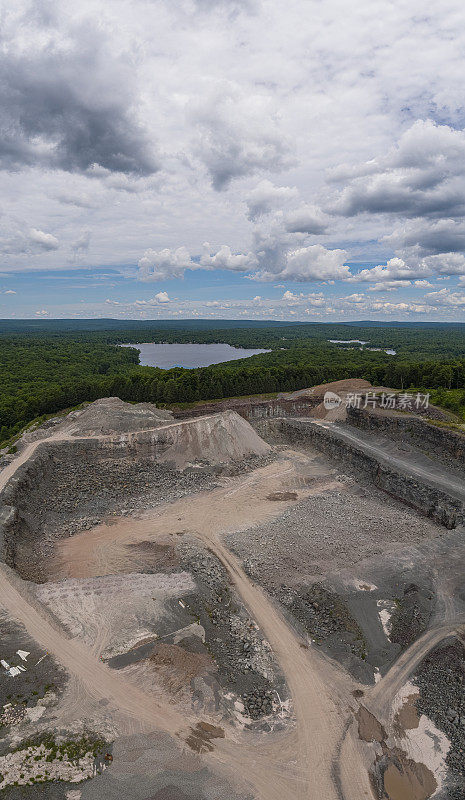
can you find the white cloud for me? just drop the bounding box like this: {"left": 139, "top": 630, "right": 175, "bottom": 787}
{"left": 2, "top": 0, "right": 465, "bottom": 319}
{"left": 283, "top": 205, "right": 327, "bottom": 234}
{"left": 29, "top": 228, "right": 59, "bottom": 251}
{"left": 425, "top": 288, "right": 465, "bottom": 307}
{"left": 330, "top": 120, "right": 465, "bottom": 220}
{"left": 352, "top": 257, "right": 431, "bottom": 284}
{"left": 252, "top": 244, "right": 349, "bottom": 282}
{"left": 138, "top": 247, "right": 200, "bottom": 280}
{"left": 200, "top": 243, "right": 257, "bottom": 271}
{"left": 246, "top": 180, "right": 298, "bottom": 220}
{"left": 189, "top": 82, "right": 293, "bottom": 190}
{"left": 153, "top": 291, "right": 170, "bottom": 303}
{"left": 368, "top": 280, "right": 411, "bottom": 292}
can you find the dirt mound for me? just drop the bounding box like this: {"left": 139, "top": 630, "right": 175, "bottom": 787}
{"left": 146, "top": 411, "right": 271, "bottom": 468}
{"left": 283, "top": 379, "right": 373, "bottom": 401}
{"left": 149, "top": 643, "right": 212, "bottom": 695}
{"left": 69, "top": 397, "right": 173, "bottom": 436}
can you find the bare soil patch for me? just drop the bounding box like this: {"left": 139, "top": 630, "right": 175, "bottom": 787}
{"left": 149, "top": 643, "right": 213, "bottom": 696}
{"left": 394, "top": 694, "right": 420, "bottom": 734}
{"left": 383, "top": 748, "right": 437, "bottom": 800}
{"left": 186, "top": 721, "right": 225, "bottom": 753}
{"left": 357, "top": 705, "right": 386, "bottom": 743}
{"left": 126, "top": 541, "right": 179, "bottom": 571}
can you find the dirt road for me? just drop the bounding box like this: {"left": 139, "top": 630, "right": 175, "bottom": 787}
{"left": 366, "top": 621, "right": 464, "bottom": 721}
{"left": 0, "top": 417, "right": 458, "bottom": 799}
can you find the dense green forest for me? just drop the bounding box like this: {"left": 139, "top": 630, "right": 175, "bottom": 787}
{"left": 1, "top": 319, "right": 464, "bottom": 445}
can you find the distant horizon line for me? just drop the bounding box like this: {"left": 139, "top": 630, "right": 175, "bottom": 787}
{"left": 1, "top": 317, "right": 465, "bottom": 327}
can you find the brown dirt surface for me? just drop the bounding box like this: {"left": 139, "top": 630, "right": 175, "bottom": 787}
{"left": 54, "top": 456, "right": 338, "bottom": 580}
{"left": 357, "top": 705, "right": 386, "bottom": 743}
{"left": 4, "top": 401, "right": 453, "bottom": 800}
{"left": 126, "top": 540, "right": 179, "bottom": 570}
{"left": 394, "top": 694, "right": 420, "bottom": 734}
{"left": 383, "top": 747, "right": 437, "bottom": 800}
{"left": 285, "top": 378, "right": 374, "bottom": 400}
{"left": 149, "top": 643, "right": 213, "bottom": 696}
{"left": 149, "top": 789, "right": 201, "bottom": 800}
{"left": 186, "top": 721, "right": 225, "bottom": 753}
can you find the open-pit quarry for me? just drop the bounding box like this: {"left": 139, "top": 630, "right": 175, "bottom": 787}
{"left": 0, "top": 387, "right": 464, "bottom": 800}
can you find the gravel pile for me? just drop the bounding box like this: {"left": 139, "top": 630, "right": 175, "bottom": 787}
{"left": 227, "top": 481, "right": 442, "bottom": 590}
{"left": 278, "top": 582, "right": 366, "bottom": 658}
{"left": 242, "top": 689, "right": 274, "bottom": 719}
{"left": 414, "top": 640, "right": 465, "bottom": 798}
{"left": 389, "top": 583, "right": 434, "bottom": 649}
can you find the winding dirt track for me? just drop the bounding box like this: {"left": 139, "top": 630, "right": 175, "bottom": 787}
{"left": 0, "top": 419, "right": 459, "bottom": 799}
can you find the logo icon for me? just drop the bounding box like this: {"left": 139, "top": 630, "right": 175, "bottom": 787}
{"left": 323, "top": 391, "right": 342, "bottom": 411}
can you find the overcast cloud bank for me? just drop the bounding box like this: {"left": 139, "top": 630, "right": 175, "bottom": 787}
{"left": 2, "top": 0, "right": 465, "bottom": 320}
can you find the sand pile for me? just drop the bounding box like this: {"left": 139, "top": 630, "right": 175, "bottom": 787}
{"left": 137, "top": 410, "right": 271, "bottom": 468}
{"left": 283, "top": 378, "right": 373, "bottom": 402}
{"left": 69, "top": 397, "right": 173, "bottom": 436}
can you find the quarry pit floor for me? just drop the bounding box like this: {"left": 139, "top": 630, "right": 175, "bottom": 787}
{"left": 0, "top": 405, "right": 464, "bottom": 800}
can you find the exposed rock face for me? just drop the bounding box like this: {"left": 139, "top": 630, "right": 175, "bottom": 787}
{"left": 348, "top": 407, "right": 465, "bottom": 470}
{"left": 259, "top": 418, "right": 464, "bottom": 529}
{"left": 0, "top": 410, "right": 272, "bottom": 578}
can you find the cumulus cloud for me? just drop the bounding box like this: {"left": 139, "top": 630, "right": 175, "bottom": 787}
{"left": 70, "top": 231, "right": 91, "bottom": 257}
{"left": 425, "top": 288, "right": 465, "bottom": 307}
{"left": 283, "top": 205, "right": 328, "bottom": 234}
{"left": 3, "top": 1, "right": 465, "bottom": 317}
{"left": 29, "top": 228, "right": 59, "bottom": 250}
{"left": 352, "top": 251, "right": 465, "bottom": 290}
{"left": 138, "top": 247, "right": 200, "bottom": 280}
{"left": 189, "top": 83, "right": 293, "bottom": 190}
{"left": 55, "top": 191, "right": 96, "bottom": 208}
{"left": 384, "top": 219, "right": 465, "bottom": 256}
{"left": 153, "top": 291, "right": 170, "bottom": 303}
{"left": 246, "top": 180, "right": 298, "bottom": 220}
{"left": 194, "top": 0, "right": 259, "bottom": 12}
{"left": 420, "top": 252, "right": 465, "bottom": 275}
{"left": 252, "top": 244, "right": 349, "bottom": 283}
{"left": 199, "top": 243, "right": 257, "bottom": 271}
{"left": 368, "top": 280, "right": 412, "bottom": 292}
{"left": 331, "top": 120, "right": 465, "bottom": 220}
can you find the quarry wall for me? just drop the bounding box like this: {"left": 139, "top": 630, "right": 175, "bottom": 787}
{"left": 0, "top": 412, "right": 270, "bottom": 575}
{"left": 173, "top": 397, "right": 317, "bottom": 421}
{"left": 258, "top": 418, "right": 464, "bottom": 530}
{"left": 347, "top": 408, "right": 465, "bottom": 471}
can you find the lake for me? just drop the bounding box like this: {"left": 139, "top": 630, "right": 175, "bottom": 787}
{"left": 119, "top": 342, "right": 271, "bottom": 369}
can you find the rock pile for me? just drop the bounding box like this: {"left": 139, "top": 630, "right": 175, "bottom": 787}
{"left": 178, "top": 539, "right": 287, "bottom": 720}
{"left": 415, "top": 640, "right": 465, "bottom": 796}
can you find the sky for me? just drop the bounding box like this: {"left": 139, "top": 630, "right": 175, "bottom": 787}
{"left": 2, "top": 0, "right": 465, "bottom": 322}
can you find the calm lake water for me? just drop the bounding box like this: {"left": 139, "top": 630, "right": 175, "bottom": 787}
{"left": 119, "top": 342, "right": 271, "bottom": 369}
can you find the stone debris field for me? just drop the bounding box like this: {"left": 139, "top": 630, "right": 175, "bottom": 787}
{"left": 0, "top": 389, "right": 464, "bottom": 800}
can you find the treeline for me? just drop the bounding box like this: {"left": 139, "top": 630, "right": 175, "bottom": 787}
{"left": 1, "top": 322, "right": 465, "bottom": 444}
